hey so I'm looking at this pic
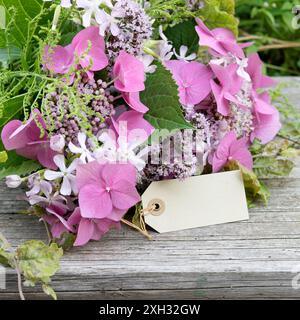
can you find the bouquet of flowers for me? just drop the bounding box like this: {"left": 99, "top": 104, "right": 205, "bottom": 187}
{"left": 0, "top": 0, "right": 299, "bottom": 299}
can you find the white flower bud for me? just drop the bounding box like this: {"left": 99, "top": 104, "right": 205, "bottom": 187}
{"left": 50, "top": 135, "right": 65, "bottom": 152}
{"left": 6, "top": 175, "right": 22, "bottom": 188}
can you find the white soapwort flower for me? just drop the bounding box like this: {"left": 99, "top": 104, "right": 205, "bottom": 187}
{"left": 138, "top": 54, "right": 157, "bottom": 73}
{"left": 68, "top": 132, "right": 95, "bottom": 163}
{"left": 6, "top": 175, "right": 22, "bottom": 188}
{"left": 44, "top": 155, "right": 80, "bottom": 196}
{"left": 174, "top": 45, "right": 197, "bottom": 62}
{"left": 157, "top": 26, "right": 173, "bottom": 61}
{"left": 50, "top": 134, "right": 65, "bottom": 153}
{"left": 94, "top": 132, "right": 148, "bottom": 171}
{"left": 96, "top": 8, "right": 120, "bottom": 36}
{"left": 76, "top": 0, "right": 112, "bottom": 28}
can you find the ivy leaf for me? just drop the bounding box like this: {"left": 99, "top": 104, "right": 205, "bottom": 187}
{"left": 0, "top": 46, "right": 21, "bottom": 68}
{"left": 0, "top": 151, "right": 42, "bottom": 180}
{"left": 250, "top": 138, "right": 297, "bottom": 178}
{"left": 16, "top": 241, "right": 63, "bottom": 285}
{"left": 225, "top": 160, "right": 270, "bottom": 205}
{"left": 165, "top": 20, "right": 199, "bottom": 55}
{"left": 141, "top": 62, "right": 193, "bottom": 131}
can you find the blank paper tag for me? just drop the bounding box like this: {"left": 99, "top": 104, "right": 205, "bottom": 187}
{"left": 142, "top": 170, "right": 249, "bottom": 233}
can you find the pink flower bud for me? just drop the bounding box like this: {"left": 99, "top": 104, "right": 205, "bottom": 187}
{"left": 50, "top": 135, "right": 65, "bottom": 152}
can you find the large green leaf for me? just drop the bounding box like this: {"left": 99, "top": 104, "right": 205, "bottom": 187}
{"left": 0, "top": 0, "right": 46, "bottom": 47}
{"left": 0, "top": 94, "right": 25, "bottom": 130}
{"left": 141, "top": 63, "right": 193, "bottom": 131}
{"left": 17, "top": 241, "right": 63, "bottom": 285}
{"left": 0, "top": 46, "right": 21, "bottom": 68}
{"left": 165, "top": 20, "right": 199, "bottom": 55}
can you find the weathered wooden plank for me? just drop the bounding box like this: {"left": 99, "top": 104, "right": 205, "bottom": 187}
{"left": 0, "top": 78, "right": 300, "bottom": 300}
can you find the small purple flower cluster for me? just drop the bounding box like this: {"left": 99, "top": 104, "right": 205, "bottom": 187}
{"left": 44, "top": 78, "right": 115, "bottom": 144}
{"left": 106, "top": 0, "right": 153, "bottom": 63}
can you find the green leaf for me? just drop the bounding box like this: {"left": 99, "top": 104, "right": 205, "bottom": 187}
{"left": 141, "top": 63, "right": 193, "bottom": 131}
{"left": 0, "top": 0, "right": 47, "bottom": 47}
{"left": 42, "top": 284, "right": 57, "bottom": 300}
{"left": 0, "top": 233, "right": 14, "bottom": 267}
{"left": 0, "top": 94, "right": 25, "bottom": 132}
{"left": 225, "top": 160, "right": 270, "bottom": 205}
{"left": 165, "top": 20, "right": 199, "bottom": 55}
{"left": 0, "top": 46, "right": 21, "bottom": 68}
{"left": 0, "top": 151, "right": 7, "bottom": 163}
{"left": 16, "top": 240, "right": 63, "bottom": 285}
{"left": 250, "top": 138, "right": 297, "bottom": 178}
{"left": 201, "top": 0, "right": 239, "bottom": 35}
{"left": 0, "top": 151, "right": 42, "bottom": 180}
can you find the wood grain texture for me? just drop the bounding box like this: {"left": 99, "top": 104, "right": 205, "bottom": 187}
{"left": 0, "top": 77, "right": 300, "bottom": 300}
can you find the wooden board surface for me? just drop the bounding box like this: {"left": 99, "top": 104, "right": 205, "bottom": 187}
{"left": 0, "top": 77, "right": 300, "bottom": 300}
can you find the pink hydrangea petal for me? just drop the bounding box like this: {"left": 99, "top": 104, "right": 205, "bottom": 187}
{"left": 72, "top": 26, "right": 108, "bottom": 71}
{"left": 68, "top": 207, "right": 82, "bottom": 226}
{"left": 101, "top": 164, "right": 137, "bottom": 187}
{"left": 113, "top": 51, "right": 145, "bottom": 92}
{"left": 79, "top": 184, "right": 112, "bottom": 219}
{"left": 74, "top": 218, "right": 95, "bottom": 246}
{"left": 110, "top": 180, "right": 140, "bottom": 210}
{"left": 122, "top": 92, "right": 149, "bottom": 113}
{"left": 76, "top": 161, "right": 104, "bottom": 191}
{"left": 36, "top": 142, "right": 58, "bottom": 170}
{"left": 212, "top": 156, "right": 228, "bottom": 173}
{"left": 43, "top": 45, "right": 74, "bottom": 74}
{"left": 215, "top": 131, "right": 236, "bottom": 159}
{"left": 109, "top": 208, "right": 127, "bottom": 222}
{"left": 1, "top": 120, "right": 26, "bottom": 150}
{"left": 247, "top": 53, "right": 276, "bottom": 90}
{"left": 210, "top": 80, "right": 230, "bottom": 116}
{"left": 115, "top": 110, "right": 154, "bottom": 141}
{"left": 251, "top": 111, "right": 281, "bottom": 144}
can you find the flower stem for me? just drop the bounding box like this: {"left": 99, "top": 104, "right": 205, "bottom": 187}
{"left": 121, "top": 219, "right": 152, "bottom": 240}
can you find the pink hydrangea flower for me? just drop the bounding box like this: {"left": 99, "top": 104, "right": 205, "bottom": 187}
{"left": 210, "top": 63, "right": 244, "bottom": 116}
{"left": 43, "top": 26, "right": 108, "bottom": 77}
{"left": 76, "top": 162, "right": 140, "bottom": 219}
{"left": 246, "top": 53, "right": 276, "bottom": 90}
{"left": 43, "top": 207, "right": 74, "bottom": 239}
{"left": 244, "top": 53, "right": 281, "bottom": 144}
{"left": 111, "top": 110, "right": 154, "bottom": 144}
{"left": 68, "top": 208, "right": 121, "bottom": 247}
{"left": 71, "top": 26, "right": 108, "bottom": 72}
{"left": 1, "top": 109, "right": 57, "bottom": 169}
{"left": 113, "top": 51, "right": 145, "bottom": 92}
{"left": 251, "top": 92, "right": 281, "bottom": 144}
{"left": 213, "top": 131, "right": 253, "bottom": 172}
{"left": 195, "top": 18, "right": 250, "bottom": 58}
{"left": 43, "top": 45, "right": 74, "bottom": 75}
{"left": 165, "top": 60, "right": 213, "bottom": 106}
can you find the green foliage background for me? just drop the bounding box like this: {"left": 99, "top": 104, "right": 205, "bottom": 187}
{"left": 236, "top": 0, "right": 300, "bottom": 76}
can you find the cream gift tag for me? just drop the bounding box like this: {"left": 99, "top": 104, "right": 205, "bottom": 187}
{"left": 142, "top": 170, "right": 249, "bottom": 233}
